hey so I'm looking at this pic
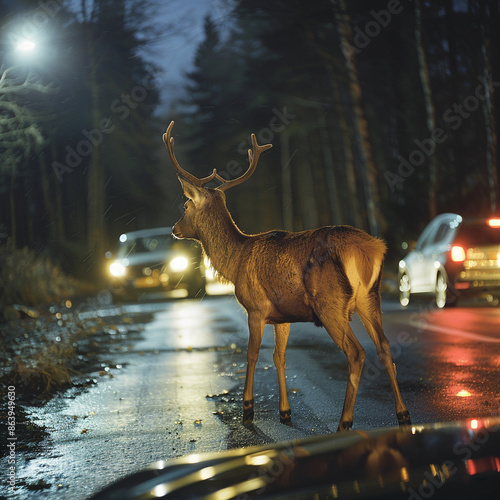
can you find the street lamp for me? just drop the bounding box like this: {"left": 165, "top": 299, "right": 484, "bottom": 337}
{"left": 15, "top": 38, "right": 36, "bottom": 52}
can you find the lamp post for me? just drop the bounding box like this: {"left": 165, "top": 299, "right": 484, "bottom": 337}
{"left": 16, "top": 39, "right": 36, "bottom": 52}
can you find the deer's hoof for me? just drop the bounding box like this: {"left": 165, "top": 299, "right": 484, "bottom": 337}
{"left": 279, "top": 409, "right": 292, "bottom": 424}
{"left": 397, "top": 410, "right": 411, "bottom": 426}
{"left": 242, "top": 399, "right": 254, "bottom": 425}
{"left": 337, "top": 420, "right": 353, "bottom": 432}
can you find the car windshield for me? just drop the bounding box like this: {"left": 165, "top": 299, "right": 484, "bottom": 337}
{"left": 456, "top": 223, "right": 500, "bottom": 246}
{"left": 118, "top": 234, "right": 172, "bottom": 257}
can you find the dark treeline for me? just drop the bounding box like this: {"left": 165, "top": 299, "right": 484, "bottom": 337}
{"left": 1, "top": 0, "right": 165, "bottom": 277}
{"left": 1, "top": 0, "right": 499, "bottom": 280}
{"left": 175, "top": 0, "right": 500, "bottom": 257}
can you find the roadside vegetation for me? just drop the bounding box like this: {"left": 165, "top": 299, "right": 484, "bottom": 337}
{"left": 0, "top": 240, "right": 151, "bottom": 403}
{"left": 0, "top": 239, "right": 78, "bottom": 316}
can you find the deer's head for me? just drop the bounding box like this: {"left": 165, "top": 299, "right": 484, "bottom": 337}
{"left": 163, "top": 121, "right": 272, "bottom": 241}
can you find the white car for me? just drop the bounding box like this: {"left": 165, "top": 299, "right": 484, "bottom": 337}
{"left": 107, "top": 227, "right": 206, "bottom": 300}
{"left": 398, "top": 214, "right": 500, "bottom": 307}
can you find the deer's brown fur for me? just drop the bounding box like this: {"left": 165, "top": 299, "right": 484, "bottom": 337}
{"left": 166, "top": 122, "right": 411, "bottom": 431}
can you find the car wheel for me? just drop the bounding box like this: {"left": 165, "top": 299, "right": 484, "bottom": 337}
{"left": 399, "top": 273, "right": 411, "bottom": 307}
{"left": 435, "top": 272, "right": 456, "bottom": 308}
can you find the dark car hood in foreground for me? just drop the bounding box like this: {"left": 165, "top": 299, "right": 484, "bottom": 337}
{"left": 90, "top": 418, "right": 500, "bottom": 500}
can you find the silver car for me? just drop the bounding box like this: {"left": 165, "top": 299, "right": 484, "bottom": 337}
{"left": 107, "top": 227, "right": 205, "bottom": 300}
{"left": 398, "top": 213, "right": 500, "bottom": 308}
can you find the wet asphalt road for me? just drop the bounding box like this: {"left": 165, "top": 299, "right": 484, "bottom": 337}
{"left": 4, "top": 293, "right": 500, "bottom": 499}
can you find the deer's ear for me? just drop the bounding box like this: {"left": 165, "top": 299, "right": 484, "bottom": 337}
{"left": 179, "top": 177, "right": 204, "bottom": 206}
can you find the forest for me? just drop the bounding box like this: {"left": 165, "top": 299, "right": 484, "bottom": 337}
{"left": 1, "top": 0, "right": 499, "bottom": 284}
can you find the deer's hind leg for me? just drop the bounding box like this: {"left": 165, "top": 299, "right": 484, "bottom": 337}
{"left": 314, "top": 302, "right": 366, "bottom": 432}
{"left": 307, "top": 256, "right": 365, "bottom": 431}
{"left": 355, "top": 288, "right": 411, "bottom": 427}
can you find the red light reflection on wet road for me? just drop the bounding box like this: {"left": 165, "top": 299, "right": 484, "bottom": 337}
{"left": 394, "top": 305, "right": 500, "bottom": 422}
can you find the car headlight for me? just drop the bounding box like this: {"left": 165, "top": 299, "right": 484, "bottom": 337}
{"left": 110, "top": 261, "right": 127, "bottom": 277}
{"left": 169, "top": 256, "right": 189, "bottom": 272}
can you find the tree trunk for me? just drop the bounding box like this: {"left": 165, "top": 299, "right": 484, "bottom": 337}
{"left": 9, "top": 162, "right": 16, "bottom": 247}
{"left": 325, "top": 63, "right": 364, "bottom": 229}
{"left": 86, "top": 29, "right": 106, "bottom": 267}
{"left": 297, "top": 129, "right": 318, "bottom": 230}
{"left": 444, "top": 0, "right": 460, "bottom": 105}
{"left": 40, "top": 155, "right": 57, "bottom": 241}
{"left": 51, "top": 143, "right": 65, "bottom": 242}
{"left": 415, "top": 0, "right": 438, "bottom": 219}
{"left": 479, "top": 0, "right": 498, "bottom": 213}
{"left": 280, "top": 132, "right": 294, "bottom": 231}
{"left": 318, "top": 117, "right": 342, "bottom": 225}
{"left": 335, "top": 0, "right": 382, "bottom": 235}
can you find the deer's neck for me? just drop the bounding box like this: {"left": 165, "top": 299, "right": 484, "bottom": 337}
{"left": 197, "top": 207, "right": 247, "bottom": 284}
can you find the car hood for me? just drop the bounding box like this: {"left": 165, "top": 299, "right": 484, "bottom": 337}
{"left": 89, "top": 417, "right": 500, "bottom": 499}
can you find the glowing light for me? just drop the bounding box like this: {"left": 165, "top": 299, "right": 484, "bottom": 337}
{"left": 400, "top": 467, "right": 409, "bottom": 482}
{"left": 109, "top": 261, "right": 126, "bottom": 277}
{"left": 469, "top": 419, "right": 479, "bottom": 430}
{"left": 199, "top": 466, "right": 216, "bottom": 480}
{"left": 17, "top": 39, "right": 36, "bottom": 51}
{"left": 451, "top": 245, "right": 466, "bottom": 262}
{"left": 246, "top": 454, "right": 272, "bottom": 467}
{"left": 487, "top": 218, "right": 500, "bottom": 228}
{"left": 152, "top": 484, "right": 169, "bottom": 497}
{"left": 456, "top": 389, "right": 472, "bottom": 397}
{"left": 119, "top": 233, "right": 127, "bottom": 242}
{"left": 169, "top": 256, "right": 188, "bottom": 272}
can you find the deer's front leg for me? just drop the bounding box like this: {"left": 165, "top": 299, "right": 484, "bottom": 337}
{"left": 273, "top": 323, "right": 291, "bottom": 423}
{"left": 242, "top": 313, "right": 265, "bottom": 425}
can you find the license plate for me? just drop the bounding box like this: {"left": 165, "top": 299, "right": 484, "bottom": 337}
{"left": 134, "top": 277, "right": 160, "bottom": 288}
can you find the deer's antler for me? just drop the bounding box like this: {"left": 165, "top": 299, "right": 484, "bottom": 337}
{"left": 217, "top": 133, "right": 272, "bottom": 192}
{"left": 163, "top": 121, "right": 272, "bottom": 191}
{"left": 163, "top": 121, "right": 219, "bottom": 186}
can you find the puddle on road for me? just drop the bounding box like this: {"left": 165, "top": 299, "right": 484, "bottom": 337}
{"left": 204, "top": 345, "right": 335, "bottom": 451}
{"left": 0, "top": 302, "right": 158, "bottom": 497}
{"left": 2, "top": 296, "right": 342, "bottom": 497}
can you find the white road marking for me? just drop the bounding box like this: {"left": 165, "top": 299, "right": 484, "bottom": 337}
{"left": 409, "top": 321, "right": 500, "bottom": 343}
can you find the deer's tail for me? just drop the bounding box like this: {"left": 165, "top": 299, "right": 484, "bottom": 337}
{"left": 352, "top": 236, "right": 386, "bottom": 290}
{"left": 324, "top": 226, "right": 387, "bottom": 293}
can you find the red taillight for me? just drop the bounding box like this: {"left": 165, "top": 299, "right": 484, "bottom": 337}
{"left": 451, "top": 245, "right": 466, "bottom": 262}
{"left": 468, "top": 418, "right": 482, "bottom": 430}
{"left": 488, "top": 218, "right": 500, "bottom": 228}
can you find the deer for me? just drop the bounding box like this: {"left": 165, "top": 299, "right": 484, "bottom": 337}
{"left": 164, "top": 121, "right": 411, "bottom": 432}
